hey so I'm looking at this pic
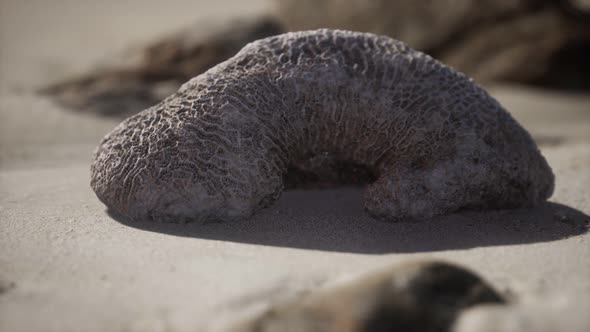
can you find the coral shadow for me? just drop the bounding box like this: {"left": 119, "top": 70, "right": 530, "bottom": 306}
{"left": 110, "top": 188, "right": 589, "bottom": 254}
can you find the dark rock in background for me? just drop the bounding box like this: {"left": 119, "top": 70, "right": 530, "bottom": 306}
{"left": 42, "top": 0, "right": 590, "bottom": 117}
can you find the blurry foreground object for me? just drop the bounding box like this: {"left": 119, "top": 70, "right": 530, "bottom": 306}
{"left": 217, "top": 260, "right": 590, "bottom": 332}
{"left": 221, "top": 261, "right": 505, "bottom": 332}
{"left": 42, "top": 0, "right": 590, "bottom": 117}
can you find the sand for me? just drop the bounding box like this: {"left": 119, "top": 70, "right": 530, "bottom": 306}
{"left": 1, "top": 1, "right": 589, "bottom": 331}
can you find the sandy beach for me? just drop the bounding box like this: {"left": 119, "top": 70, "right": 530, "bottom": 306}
{"left": 1, "top": 1, "right": 589, "bottom": 331}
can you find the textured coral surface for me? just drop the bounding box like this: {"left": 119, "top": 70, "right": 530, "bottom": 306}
{"left": 90, "top": 29, "right": 554, "bottom": 223}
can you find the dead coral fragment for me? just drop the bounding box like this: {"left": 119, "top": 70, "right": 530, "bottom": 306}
{"left": 91, "top": 29, "right": 554, "bottom": 223}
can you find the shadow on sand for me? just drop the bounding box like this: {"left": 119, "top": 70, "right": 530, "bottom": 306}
{"left": 110, "top": 188, "right": 589, "bottom": 254}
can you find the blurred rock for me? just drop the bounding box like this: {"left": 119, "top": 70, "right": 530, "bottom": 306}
{"left": 224, "top": 261, "right": 504, "bottom": 332}
{"left": 278, "top": 0, "right": 590, "bottom": 85}
{"left": 42, "top": 0, "right": 590, "bottom": 117}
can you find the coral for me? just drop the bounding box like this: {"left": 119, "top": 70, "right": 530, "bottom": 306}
{"left": 91, "top": 29, "right": 554, "bottom": 223}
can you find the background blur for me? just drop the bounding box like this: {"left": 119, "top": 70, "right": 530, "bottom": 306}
{"left": 1, "top": 2, "right": 590, "bottom": 331}
{"left": 0, "top": 0, "right": 268, "bottom": 88}
{"left": 2, "top": 0, "right": 589, "bottom": 119}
